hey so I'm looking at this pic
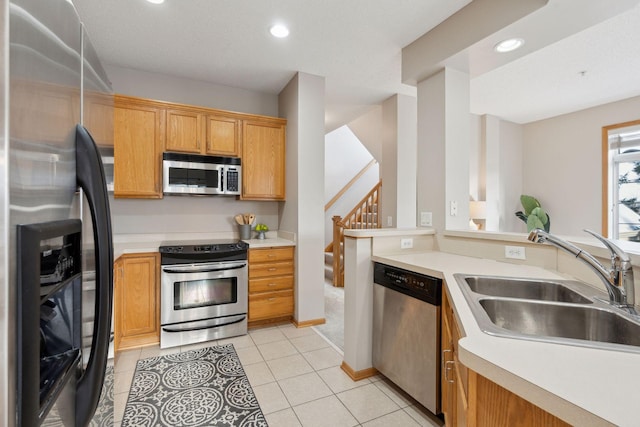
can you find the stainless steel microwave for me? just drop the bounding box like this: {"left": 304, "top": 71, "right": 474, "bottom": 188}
{"left": 162, "top": 152, "right": 241, "bottom": 196}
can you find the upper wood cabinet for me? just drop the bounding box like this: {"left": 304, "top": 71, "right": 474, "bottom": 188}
{"left": 113, "top": 94, "right": 286, "bottom": 199}
{"left": 242, "top": 118, "right": 286, "bottom": 201}
{"left": 84, "top": 90, "right": 114, "bottom": 148}
{"left": 166, "top": 107, "right": 241, "bottom": 157}
{"left": 206, "top": 114, "right": 240, "bottom": 156}
{"left": 114, "top": 95, "right": 164, "bottom": 198}
{"left": 165, "top": 107, "right": 203, "bottom": 154}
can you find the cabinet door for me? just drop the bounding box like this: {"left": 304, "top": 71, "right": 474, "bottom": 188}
{"left": 206, "top": 115, "right": 240, "bottom": 156}
{"left": 441, "top": 292, "right": 456, "bottom": 427}
{"left": 114, "top": 97, "right": 163, "bottom": 198}
{"left": 166, "top": 108, "right": 202, "bottom": 153}
{"left": 114, "top": 253, "right": 160, "bottom": 351}
{"left": 241, "top": 119, "right": 286, "bottom": 200}
{"left": 84, "top": 91, "right": 114, "bottom": 148}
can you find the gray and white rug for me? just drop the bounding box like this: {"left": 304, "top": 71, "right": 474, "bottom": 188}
{"left": 122, "top": 344, "right": 267, "bottom": 427}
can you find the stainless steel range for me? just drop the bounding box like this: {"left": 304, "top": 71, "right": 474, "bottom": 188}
{"left": 159, "top": 240, "right": 249, "bottom": 349}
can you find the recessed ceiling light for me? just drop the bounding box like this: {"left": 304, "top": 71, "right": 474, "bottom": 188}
{"left": 146, "top": 0, "right": 165, "bottom": 4}
{"left": 270, "top": 24, "right": 290, "bottom": 38}
{"left": 494, "top": 38, "right": 524, "bottom": 53}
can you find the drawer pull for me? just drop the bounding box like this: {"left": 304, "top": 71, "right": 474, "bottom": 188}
{"left": 268, "top": 283, "right": 277, "bottom": 287}
{"left": 267, "top": 267, "right": 277, "bottom": 271}
{"left": 268, "top": 298, "right": 276, "bottom": 302}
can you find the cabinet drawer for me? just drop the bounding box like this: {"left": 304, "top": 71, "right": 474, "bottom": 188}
{"left": 249, "top": 261, "right": 293, "bottom": 278}
{"left": 250, "top": 276, "right": 294, "bottom": 293}
{"left": 249, "top": 246, "right": 294, "bottom": 263}
{"left": 249, "top": 290, "right": 294, "bottom": 321}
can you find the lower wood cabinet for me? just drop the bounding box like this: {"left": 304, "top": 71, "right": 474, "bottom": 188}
{"left": 442, "top": 285, "right": 571, "bottom": 427}
{"left": 248, "top": 246, "right": 294, "bottom": 326}
{"left": 114, "top": 252, "right": 160, "bottom": 351}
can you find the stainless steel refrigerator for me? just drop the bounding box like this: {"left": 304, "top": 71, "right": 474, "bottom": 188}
{"left": 1, "top": 0, "right": 114, "bottom": 425}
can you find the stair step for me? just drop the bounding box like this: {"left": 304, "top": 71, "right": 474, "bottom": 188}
{"left": 324, "top": 264, "right": 334, "bottom": 280}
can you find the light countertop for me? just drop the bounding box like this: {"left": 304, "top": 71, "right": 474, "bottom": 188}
{"left": 372, "top": 251, "right": 638, "bottom": 427}
{"left": 113, "top": 232, "right": 295, "bottom": 259}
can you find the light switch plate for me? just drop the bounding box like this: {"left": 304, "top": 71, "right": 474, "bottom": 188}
{"left": 420, "top": 212, "right": 432, "bottom": 226}
{"left": 387, "top": 216, "right": 393, "bottom": 226}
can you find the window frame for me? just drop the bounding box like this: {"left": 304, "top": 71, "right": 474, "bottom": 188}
{"left": 602, "top": 119, "right": 640, "bottom": 239}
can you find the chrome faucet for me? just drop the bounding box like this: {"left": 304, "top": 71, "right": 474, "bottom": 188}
{"left": 528, "top": 228, "right": 637, "bottom": 315}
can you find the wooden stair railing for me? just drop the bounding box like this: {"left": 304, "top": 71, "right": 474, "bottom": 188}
{"left": 331, "top": 181, "right": 382, "bottom": 287}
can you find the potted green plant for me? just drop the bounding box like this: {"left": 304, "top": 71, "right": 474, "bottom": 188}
{"left": 255, "top": 223, "right": 269, "bottom": 239}
{"left": 515, "top": 195, "right": 550, "bottom": 232}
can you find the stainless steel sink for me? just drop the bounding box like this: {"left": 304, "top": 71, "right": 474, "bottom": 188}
{"left": 454, "top": 273, "right": 640, "bottom": 353}
{"left": 463, "top": 276, "right": 592, "bottom": 304}
{"left": 479, "top": 298, "right": 640, "bottom": 348}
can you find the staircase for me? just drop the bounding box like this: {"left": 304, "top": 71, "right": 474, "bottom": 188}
{"left": 325, "top": 182, "right": 381, "bottom": 286}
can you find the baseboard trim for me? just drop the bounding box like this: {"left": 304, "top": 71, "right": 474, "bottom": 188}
{"left": 293, "top": 318, "right": 326, "bottom": 328}
{"left": 341, "top": 361, "right": 377, "bottom": 381}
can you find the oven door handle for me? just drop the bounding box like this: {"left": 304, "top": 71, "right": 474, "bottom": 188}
{"left": 162, "top": 263, "right": 247, "bottom": 274}
{"left": 162, "top": 316, "right": 246, "bottom": 333}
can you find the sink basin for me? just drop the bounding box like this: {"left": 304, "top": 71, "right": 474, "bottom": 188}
{"left": 479, "top": 298, "right": 640, "bottom": 348}
{"left": 463, "top": 276, "right": 592, "bottom": 304}
{"left": 453, "top": 273, "right": 640, "bottom": 353}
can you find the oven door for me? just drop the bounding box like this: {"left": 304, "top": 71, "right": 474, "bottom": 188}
{"left": 161, "top": 260, "right": 248, "bottom": 326}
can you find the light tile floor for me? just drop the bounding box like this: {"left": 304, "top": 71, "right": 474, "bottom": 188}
{"left": 112, "top": 324, "right": 443, "bottom": 427}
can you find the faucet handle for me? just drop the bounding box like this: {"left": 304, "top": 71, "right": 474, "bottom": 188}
{"left": 583, "top": 229, "right": 631, "bottom": 265}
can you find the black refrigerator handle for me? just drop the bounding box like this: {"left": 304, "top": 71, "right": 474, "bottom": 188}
{"left": 75, "top": 125, "right": 114, "bottom": 427}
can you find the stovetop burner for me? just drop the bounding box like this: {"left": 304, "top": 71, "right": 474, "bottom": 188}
{"left": 159, "top": 239, "right": 248, "bottom": 265}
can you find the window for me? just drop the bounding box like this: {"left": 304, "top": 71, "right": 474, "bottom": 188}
{"left": 605, "top": 121, "right": 640, "bottom": 241}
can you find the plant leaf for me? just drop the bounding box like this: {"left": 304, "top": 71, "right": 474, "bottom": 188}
{"left": 520, "top": 195, "right": 540, "bottom": 216}
{"left": 527, "top": 214, "right": 545, "bottom": 232}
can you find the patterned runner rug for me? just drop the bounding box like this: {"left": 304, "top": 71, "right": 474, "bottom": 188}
{"left": 122, "top": 344, "right": 267, "bottom": 426}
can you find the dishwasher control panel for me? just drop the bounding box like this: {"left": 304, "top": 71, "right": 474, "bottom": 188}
{"left": 374, "top": 263, "right": 441, "bottom": 305}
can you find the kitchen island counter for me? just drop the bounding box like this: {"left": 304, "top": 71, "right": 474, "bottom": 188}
{"left": 372, "top": 250, "right": 638, "bottom": 427}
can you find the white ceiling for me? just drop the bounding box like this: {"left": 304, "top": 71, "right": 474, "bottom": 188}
{"left": 72, "top": 0, "right": 640, "bottom": 130}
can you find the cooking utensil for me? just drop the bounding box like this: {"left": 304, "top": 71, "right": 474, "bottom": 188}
{"left": 234, "top": 214, "right": 244, "bottom": 225}
{"left": 248, "top": 214, "right": 256, "bottom": 225}
{"left": 243, "top": 213, "right": 250, "bottom": 224}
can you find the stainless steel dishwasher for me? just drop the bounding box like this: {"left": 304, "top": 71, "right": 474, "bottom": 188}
{"left": 372, "top": 262, "right": 442, "bottom": 414}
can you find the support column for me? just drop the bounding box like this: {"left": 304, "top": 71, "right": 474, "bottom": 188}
{"left": 278, "top": 72, "right": 326, "bottom": 324}
{"left": 416, "top": 68, "right": 471, "bottom": 232}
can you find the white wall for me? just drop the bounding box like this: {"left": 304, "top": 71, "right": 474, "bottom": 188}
{"left": 381, "top": 96, "right": 398, "bottom": 228}
{"left": 380, "top": 94, "right": 417, "bottom": 228}
{"left": 522, "top": 94, "right": 640, "bottom": 237}
{"left": 279, "top": 72, "right": 326, "bottom": 323}
{"left": 348, "top": 106, "right": 382, "bottom": 161}
{"left": 324, "top": 126, "right": 375, "bottom": 200}
{"left": 498, "top": 119, "right": 524, "bottom": 232}
{"left": 105, "top": 65, "right": 282, "bottom": 236}
{"left": 417, "top": 71, "right": 447, "bottom": 232}
{"left": 106, "top": 65, "right": 278, "bottom": 116}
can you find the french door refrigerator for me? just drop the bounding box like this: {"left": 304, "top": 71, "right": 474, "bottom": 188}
{"left": 1, "top": 0, "right": 114, "bottom": 425}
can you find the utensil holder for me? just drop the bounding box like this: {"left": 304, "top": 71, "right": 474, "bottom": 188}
{"left": 238, "top": 224, "right": 251, "bottom": 240}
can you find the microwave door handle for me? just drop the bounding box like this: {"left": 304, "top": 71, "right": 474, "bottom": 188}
{"left": 162, "top": 263, "right": 247, "bottom": 274}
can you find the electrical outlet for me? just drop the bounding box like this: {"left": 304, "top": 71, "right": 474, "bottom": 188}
{"left": 505, "top": 245, "right": 526, "bottom": 260}
{"left": 387, "top": 216, "right": 393, "bottom": 227}
{"left": 450, "top": 201, "right": 458, "bottom": 216}
{"left": 420, "top": 212, "right": 432, "bottom": 226}
{"left": 401, "top": 238, "right": 413, "bottom": 249}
